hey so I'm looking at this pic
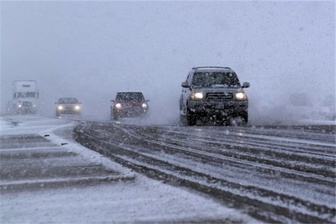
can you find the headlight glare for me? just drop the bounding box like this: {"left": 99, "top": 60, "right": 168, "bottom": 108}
{"left": 75, "top": 105, "right": 80, "bottom": 110}
{"left": 115, "top": 103, "right": 121, "bottom": 109}
{"left": 142, "top": 103, "right": 147, "bottom": 108}
{"left": 191, "top": 92, "right": 204, "bottom": 100}
{"left": 235, "top": 92, "right": 246, "bottom": 100}
{"left": 58, "top": 105, "right": 63, "bottom": 110}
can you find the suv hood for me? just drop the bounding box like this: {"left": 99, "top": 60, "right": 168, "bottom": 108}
{"left": 116, "top": 101, "right": 144, "bottom": 106}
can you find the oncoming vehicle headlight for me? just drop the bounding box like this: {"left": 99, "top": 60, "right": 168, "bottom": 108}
{"left": 115, "top": 103, "right": 121, "bottom": 109}
{"left": 191, "top": 92, "right": 204, "bottom": 100}
{"left": 142, "top": 103, "right": 148, "bottom": 108}
{"left": 235, "top": 92, "right": 247, "bottom": 100}
{"left": 18, "top": 104, "right": 22, "bottom": 108}
{"left": 58, "top": 105, "right": 64, "bottom": 110}
{"left": 75, "top": 105, "right": 81, "bottom": 110}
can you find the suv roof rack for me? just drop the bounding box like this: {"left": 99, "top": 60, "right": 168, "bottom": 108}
{"left": 192, "top": 66, "right": 231, "bottom": 70}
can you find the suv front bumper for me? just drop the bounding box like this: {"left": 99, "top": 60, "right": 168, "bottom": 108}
{"left": 188, "top": 100, "right": 248, "bottom": 117}
{"left": 113, "top": 107, "right": 148, "bottom": 117}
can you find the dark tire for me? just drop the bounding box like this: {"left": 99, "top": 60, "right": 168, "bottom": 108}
{"left": 241, "top": 112, "right": 248, "bottom": 124}
{"left": 180, "top": 114, "right": 187, "bottom": 126}
{"left": 186, "top": 109, "right": 197, "bottom": 126}
{"left": 112, "top": 113, "right": 118, "bottom": 120}
{"left": 179, "top": 102, "right": 187, "bottom": 126}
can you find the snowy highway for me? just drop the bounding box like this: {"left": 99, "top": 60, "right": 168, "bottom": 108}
{"left": 1, "top": 115, "right": 335, "bottom": 223}
{"left": 74, "top": 119, "right": 336, "bottom": 223}
{"left": 2, "top": 1, "right": 335, "bottom": 223}
{"left": 0, "top": 115, "right": 257, "bottom": 223}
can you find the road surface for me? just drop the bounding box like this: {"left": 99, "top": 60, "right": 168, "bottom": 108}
{"left": 0, "top": 115, "right": 256, "bottom": 223}
{"left": 74, "top": 120, "right": 336, "bottom": 223}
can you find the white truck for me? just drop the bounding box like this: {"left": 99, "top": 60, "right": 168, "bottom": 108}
{"left": 7, "top": 80, "right": 39, "bottom": 114}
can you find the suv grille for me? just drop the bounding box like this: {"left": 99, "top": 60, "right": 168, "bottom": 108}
{"left": 206, "top": 92, "right": 233, "bottom": 101}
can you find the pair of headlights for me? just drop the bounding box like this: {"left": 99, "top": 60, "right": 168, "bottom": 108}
{"left": 17, "top": 104, "right": 37, "bottom": 108}
{"left": 115, "top": 103, "right": 148, "bottom": 109}
{"left": 57, "top": 105, "right": 81, "bottom": 110}
{"left": 190, "top": 92, "right": 247, "bottom": 100}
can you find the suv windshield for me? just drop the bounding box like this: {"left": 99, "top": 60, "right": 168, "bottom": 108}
{"left": 192, "top": 72, "right": 240, "bottom": 88}
{"left": 59, "top": 98, "right": 79, "bottom": 104}
{"left": 116, "top": 92, "right": 144, "bottom": 102}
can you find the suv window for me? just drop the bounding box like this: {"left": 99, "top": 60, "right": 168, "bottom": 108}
{"left": 192, "top": 72, "right": 240, "bottom": 88}
{"left": 116, "top": 92, "right": 145, "bottom": 102}
{"left": 59, "top": 98, "right": 79, "bottom": 104}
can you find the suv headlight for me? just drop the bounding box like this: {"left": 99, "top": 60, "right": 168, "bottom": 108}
{"left": 235, "top": 92, "right": 247, "bottom": 100}
{"left": 75, "top": 105, "right": 81, "bottom": 110}
{"left": 190, "top": 92, "right": 204, "bottom": 100}
{"left": 58, "top": 105, "right": 63, "bottom": 110}
{"left": 142, "top": 103, "right": 148, "bottom": 108}
{"left": 115, "top": 103, "right": 121, "bottom": 109}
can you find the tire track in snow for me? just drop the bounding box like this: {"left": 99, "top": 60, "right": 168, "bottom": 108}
{"left": 73, "top": 121, "right": 336, "bottom": 223}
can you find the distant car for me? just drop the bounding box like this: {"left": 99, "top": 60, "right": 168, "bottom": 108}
{"left": 180, "top": 66, "right": 250, "bottom": 125}
{"left": 111, "top": 91, "right": 149, "bottom": 120}
{"left": 55, "top": 97, "right": 82, "bottom": 116}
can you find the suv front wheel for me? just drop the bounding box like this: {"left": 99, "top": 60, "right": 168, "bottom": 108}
{"left": 186, "top": 108, "right": 197, "bottom": 126}
{"left": 113, "top": 113, "right": 119, "bottom": 120}
{"left": 180, "top": 107, "right": 196, "bottom": 126}
{"left": 242, "top": 112, "right": 248, "bottom": 124}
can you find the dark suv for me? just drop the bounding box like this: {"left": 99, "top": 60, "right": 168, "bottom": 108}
{"left": 111, "top": 91, "right": 149, "bottom": 120}
{"left": 180, "top": 66, "right": 250, "bottom": 125}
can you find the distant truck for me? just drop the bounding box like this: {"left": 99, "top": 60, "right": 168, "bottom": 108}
{"left": 7, "top": 80, "right": 39, "bottom": 114}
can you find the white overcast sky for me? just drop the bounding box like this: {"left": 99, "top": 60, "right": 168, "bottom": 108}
{"left": 1, "top": 1, "right": 335, "bottom": 123}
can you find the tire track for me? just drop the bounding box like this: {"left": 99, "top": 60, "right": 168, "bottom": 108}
{"left": 73, "top": 121, "right": 336, "bottom": 223}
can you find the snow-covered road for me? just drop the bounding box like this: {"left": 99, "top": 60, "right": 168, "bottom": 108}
{"left": 74, "top": 119, "right": 336, "bottom": 223}
{"left": 0, "top": 115, "right": 256, "bottom": 223}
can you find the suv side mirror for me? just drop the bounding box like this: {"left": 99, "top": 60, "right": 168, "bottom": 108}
{"left": 111, "top": 100, "right": 115, "bottom": 103}
{"left": 181, "top": 82, "right": 189, "bottom": 88}
{"left": 242, "top": 82, "right": 250, "bottom": 88}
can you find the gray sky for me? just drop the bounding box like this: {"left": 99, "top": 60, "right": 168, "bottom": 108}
{"left": 1, "top": 1, "right": 335, "bottom": 123}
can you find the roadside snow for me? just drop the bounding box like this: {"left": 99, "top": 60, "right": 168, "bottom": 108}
{"left": 2, "top": 179, "right": 251, "bottom": 223}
